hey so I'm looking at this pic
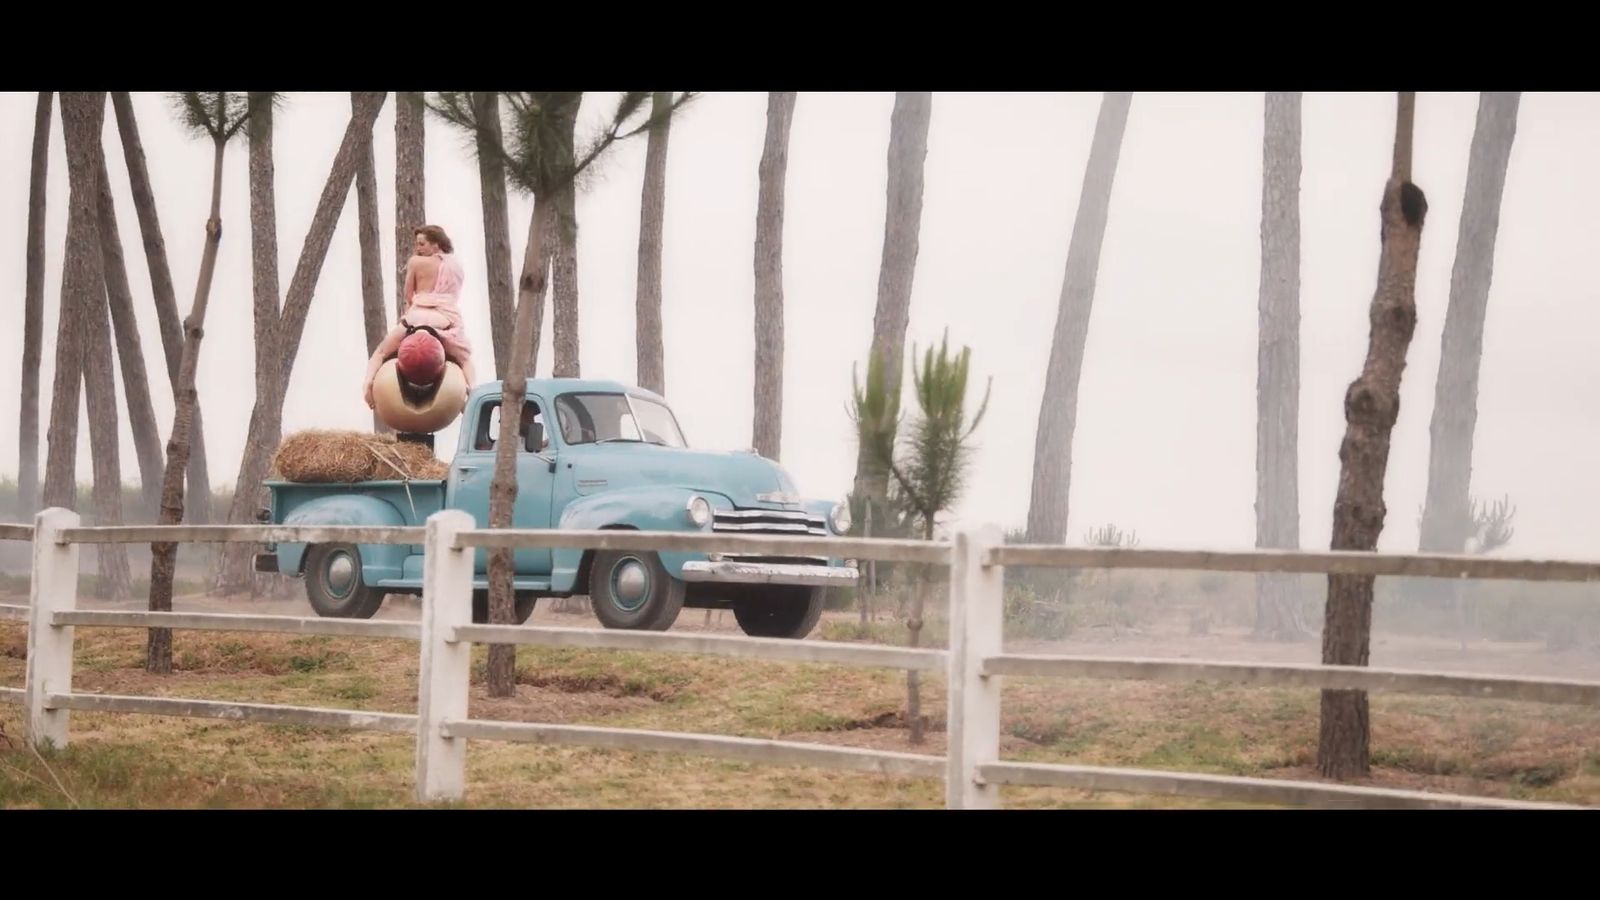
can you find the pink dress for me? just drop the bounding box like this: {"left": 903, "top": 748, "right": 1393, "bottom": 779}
{"left": 364, "top": 253, "right": 476, "bottom": 398}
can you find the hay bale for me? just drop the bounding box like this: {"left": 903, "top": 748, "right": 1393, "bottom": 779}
{"left": 271, "top": 430, "right": 448, "bottom": 483}
{"left": 369, "top": 438, "right": 450, "bottom": 481}
{"left": 271, "top": 430, "right": 373, "bottom": 483}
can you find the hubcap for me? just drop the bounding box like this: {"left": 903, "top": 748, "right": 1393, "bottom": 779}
{"left": 325, "top": 551, "right": 356, "bottom": 599}
{"left": 610, "top": 557, "right": 651, "bottom": 612}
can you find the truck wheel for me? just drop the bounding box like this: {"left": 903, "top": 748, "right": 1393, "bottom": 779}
{"left": 589, "top": 550, "right": 684, "bottom": 631}
{"left": 471, "top": 590, "right": 538, "bottom": 625}
{"left": 733, "top": 586, "right": 825, "bottom": 639}
{"left": 304, "top": 543, "right": 386, "bottom": 619}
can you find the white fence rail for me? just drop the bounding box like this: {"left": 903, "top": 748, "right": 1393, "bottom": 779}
{"left": 52, "top": 610, "right": 421, "bottom": 641}
{"left": 56, "top": 524, "right": 427, "bottom": 546}
{"left": 2, "top": 507, "right": 1596, "bottom": 810}
{"left": 992, "top": 544, "right": 1600, "bottom": 583}
{"left": 50, "top": 692, "right": 419, "bottom": 734}
{"left": 451, "top": 623, "right": 944, "bottom": 671}
{"left": 983, "top": 655, "right": 1600, "bottom": 705}
{"left": 975, "top": 762, "right": 1575, "bottom": 810}
{"left": 441, "top": 719, "right": 947, "bottom": 779}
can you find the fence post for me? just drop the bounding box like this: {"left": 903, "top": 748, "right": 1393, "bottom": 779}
{"left": 946, "top": 523, "right": 1004, "bottom": 809}
{"left": 26, "top": 507, "right": 80, "bottom": 750}
{"left": 415, "top": 509, "right": 475, "bottom": 803}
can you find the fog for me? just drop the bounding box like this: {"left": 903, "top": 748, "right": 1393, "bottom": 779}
{"left": 4, "top": 91, "right": 1600, "bottom": 564}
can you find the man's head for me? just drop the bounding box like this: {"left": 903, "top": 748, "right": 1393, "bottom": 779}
{"left": 397, "top": 330, "right": 446, "bottom": 385}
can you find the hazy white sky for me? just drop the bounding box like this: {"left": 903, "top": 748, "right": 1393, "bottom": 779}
{"left": 3, "top": 91, "right": 1598, "bottom": 558}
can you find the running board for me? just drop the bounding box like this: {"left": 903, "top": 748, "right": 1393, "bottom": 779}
{"left": 375, "top": 577, "right": 553, "bottom": 592}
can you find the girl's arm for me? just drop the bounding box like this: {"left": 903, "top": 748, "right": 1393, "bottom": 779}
{"left": 403, "top": 256, "right": 418, "bottom": 305}
{"left": 362, "top": 324, "right": 405, "bottom": 408}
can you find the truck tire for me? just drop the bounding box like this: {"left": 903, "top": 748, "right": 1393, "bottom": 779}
{"left": 589, "top": 550, "right": 684, "bottom": 631}
{"left": 304, "top": 543, "right": 386, "bottom": 619}
{"left": 733, "top": 586, "right": 825, "bottom": 639}
{"left": 471, "top": 590, "right": 539, "bottom": 625}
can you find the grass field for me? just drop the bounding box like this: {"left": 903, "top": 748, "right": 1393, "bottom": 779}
{"left": 4, "top": 602, "right": 1599, "bottom": 809}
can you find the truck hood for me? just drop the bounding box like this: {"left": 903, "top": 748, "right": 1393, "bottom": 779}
{"left": 566, "top": 444, "right": 805, "bottom": 507}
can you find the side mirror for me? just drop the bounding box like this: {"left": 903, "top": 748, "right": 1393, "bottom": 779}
{"left": 526, "top": 422, "right": 556, "bottom": 473}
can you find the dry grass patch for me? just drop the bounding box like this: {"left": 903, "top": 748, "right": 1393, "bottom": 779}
{"left": 2, "top": 625, "right": 1599, "bottom": 807}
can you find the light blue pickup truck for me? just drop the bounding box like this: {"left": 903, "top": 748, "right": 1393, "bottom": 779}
{"left": 256, "top": 378, "right": 858, "bottom": 639}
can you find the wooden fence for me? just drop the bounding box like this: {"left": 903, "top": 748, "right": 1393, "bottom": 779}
{"left": 2, "top": 507, "right": 1596, "bottom": 809}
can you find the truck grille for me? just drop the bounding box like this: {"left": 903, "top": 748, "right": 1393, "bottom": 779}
{"left": 712, "top": 508, "right": 829, "bottom": 565}
{"left": 712, "top": 508, "right": 827, "bottom": 536}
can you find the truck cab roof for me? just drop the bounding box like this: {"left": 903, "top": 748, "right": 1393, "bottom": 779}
{"left": 467, "top": 377, "right": 666, "bottom": 406}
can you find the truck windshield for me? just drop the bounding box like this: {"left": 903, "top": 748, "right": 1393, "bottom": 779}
{"left": 555, "top": 393, "right": 687, "bottom": 448}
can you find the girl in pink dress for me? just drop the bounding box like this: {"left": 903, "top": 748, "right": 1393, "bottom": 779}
{"left": 363, "top": 225, "right": 477, "bottom": 409}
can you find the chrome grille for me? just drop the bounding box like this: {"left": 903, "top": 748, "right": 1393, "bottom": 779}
{"left": 711, "top": 508, "right": 827, "bottom": 537}
{"left": 721, "top": 553, "right": 831, "bottom": 565}
{"left": 713, "top": 507, "right": 829, "bottom": 564}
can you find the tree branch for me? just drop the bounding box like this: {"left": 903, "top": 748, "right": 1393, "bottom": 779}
{"left": 886, "top": 459, "right": 931, "bottom": 519}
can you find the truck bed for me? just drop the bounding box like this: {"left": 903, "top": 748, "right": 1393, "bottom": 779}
{"left": 267, "top": 479, "right": 446, "bottom": 528}
{"left": 265, "top": 479, "right": 446, "bottom": 581}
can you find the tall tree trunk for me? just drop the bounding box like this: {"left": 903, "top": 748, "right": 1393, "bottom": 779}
{"left": 551, "top": 107, "right": 582, "bottom": 379}
{"left": 1254, "top": 91, "right": 1308, "bottom": 641}
{"left": 488, "top": 199, "right": 557, "bottom": 697}
{"left": 752, "top": 91, "right": 797, "bottom": 459}
{"left": 245, "top": 92, "right": 281, "bottom": 427}
{"left": 79, "top": 179, "right": 134, "bottom": 603}
{"left": 215, "top": 93, "right": 284, "bottom": 595}
{"left": 1024, "top": 92, "right": 1133, "bottom": 544}
{"left": 41, "top": 282, "right": 83, "bottom": 513}
{"left": 109, "top": 92, "right": 213, "bottom": 523}
{"left": 221, "top": 93, "right": 388, "bottom": 595}
{"left": 356, "top": 93, "right": 389, "bottom": 430}
{"left": 394, "top": 92, "right": 426, "bottom": 320}
{"left": 851, "top": 92, "right": 931, "bottom": 501}
{"left": 44, "top": 94, "right": 108, "bottom": 513}
{"left": 635, "top": 91, "right": 672, "bottom": 396}
{"left": 93, "top": 131, "right": 165, "bottom": 521}
{"left": 524, "top": 206, "right": 556, "bottom": 374}
{"left": 529, "top": 223, "right": 553, "bottom": 379}
{"left": 550, "top": 255, "right": 581, "bottom": 366}
{"left": 1416, "top": 93, "right": 1520, "bottom": 570}
{"left": 473, "top": 91, "right": 516, "bottom": 378}
{"left": 1318, "top": 93, "right": 1428, "bottom": 780}
{"left": 19, "top": 92, "right": 52, "bottom": 518}
{"left": 148, "top": 125, "right": 230, "bottom": 675}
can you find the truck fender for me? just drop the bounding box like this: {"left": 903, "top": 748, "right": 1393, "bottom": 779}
{"left": 275, "top": 494, "right": 410, "bottom": 586}
{"left": 550, "top": 487, "right": 729, "bottom": 593}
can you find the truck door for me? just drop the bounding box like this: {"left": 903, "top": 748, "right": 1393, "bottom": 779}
{"left": 446, "top": 395, "right": 557, "bottom": 575}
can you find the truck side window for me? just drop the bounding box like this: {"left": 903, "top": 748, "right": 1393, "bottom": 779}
{"left": 555, "top": 395, "right": 593, "bottom": 445}
{"left": 475, "top": 401, "right": 545, "bottom": 452}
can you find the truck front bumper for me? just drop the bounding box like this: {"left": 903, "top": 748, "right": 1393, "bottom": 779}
{"left": 679, "top": 561, "right": 859, "bottom": 587}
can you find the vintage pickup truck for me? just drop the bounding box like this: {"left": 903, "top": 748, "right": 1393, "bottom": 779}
{"left": 256, "top": 378, "right": 857, "bottom": 639}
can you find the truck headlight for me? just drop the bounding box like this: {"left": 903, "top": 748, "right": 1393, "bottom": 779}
{"left": 829, "top": 501, "right": 851, "bottom": 534}
{"left": 686, "top": 495, "right": 713, "bottom": 528}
